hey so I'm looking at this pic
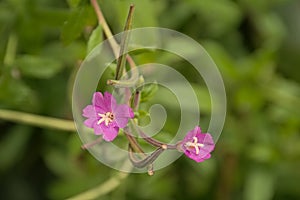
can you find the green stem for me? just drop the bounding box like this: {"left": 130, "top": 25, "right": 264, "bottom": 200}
{"left": 90, "top": 0, "right": 119, "bottom": 57}
{"left": 67, "top": 171, "right": 129, "bottom": 200}
{"left": 0, "top": 109, "right": 75, "bottom": 131}
{"left": 90, "top": 0, "right": 137, "bottom": 73}
{"left": 107, "top": 67, "right": 139, "bottom": 87}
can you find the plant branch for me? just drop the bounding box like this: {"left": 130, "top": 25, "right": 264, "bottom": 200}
{"left": 90, "top": 0, "right": 137, "bottom": 71}
{"left": 90, "top": 0, "right": 119, "bottom": 57}
{"left": 0, "top": 109, "right": 76, "bottom": 131}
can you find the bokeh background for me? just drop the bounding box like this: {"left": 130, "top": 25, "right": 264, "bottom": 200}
{"left": 1, "top": 0, "right": 300, "bottom": 199}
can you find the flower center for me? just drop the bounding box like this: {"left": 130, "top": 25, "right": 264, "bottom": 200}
{"left": 97, "top": 112, "right": 114, "bottom": 126}
{"left": 185, "top": 136, "right": 204, "bottom": 155}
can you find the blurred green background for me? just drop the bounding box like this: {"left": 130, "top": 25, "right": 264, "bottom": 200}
{"left": 1, "top": 0, "right": 300, "bottom": 199}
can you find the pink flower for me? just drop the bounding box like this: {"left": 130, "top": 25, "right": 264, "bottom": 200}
{"left": 82, "top": 92, "right": 134, "bottom": 141}
{"left": 181, "top": 126, "right": 215, "bottom": 162}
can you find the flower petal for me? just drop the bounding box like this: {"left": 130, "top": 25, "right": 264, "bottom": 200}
{"left": 103, "top": 92, "right": 117, "bottom": 111}
{"left": 84, "top": 118, "right": 97, "bottom": 128}
{"left": 182, "top": 126, "right": 215, "bottom": 162}
{"left": 114, "top": 104, "right": 134, "bottom": 118}
{"left": 82, "top": 105, "right": 97, "bottom": 118}
{"left": 92, "top": 92, "right": 104, "bottom": 107}
{"left": 194, "top": 126, "right": 201, "bottom": 135}
{"left": 114, "top": 117, "right": 129, "bottom": 128}
{"left": 182, "top": 126, "right": 200, "bottom": 147}
{"left": 101, "top": 125, "right": 119, "bottom": 141}
{"left": 94, "top": 124, "right": 104, "bottom": 135}
{"left": 113, "top": 104, "right": 134, "bottom": 128}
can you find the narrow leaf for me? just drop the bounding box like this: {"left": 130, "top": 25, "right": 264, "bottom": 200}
{"left": 115, "top": 5, "right": 135, "bottom": 80}
{"left": 61, "top": 5, "right": 95, "bottom": 45}
{"left": 87, "top": 25, "right": 102, "bottom": 54}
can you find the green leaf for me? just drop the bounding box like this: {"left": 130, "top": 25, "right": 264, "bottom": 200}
{"left": 115, "top": 5, "right": 134, "bottom": 80}
{"left": 67, "top": 0, "right": 82, "bottom": 8}
{"left": 0, "top": 75, "right": 38, "bottom": 111}
{"left": 16, "top": 55, "right": 64, "bottom": 79}
{"left": 61, "top": 5, "right": 96, "bottom": 45}
{"left": 87, "top": 25, "right": 102, "bottom": 54}
{"left": 0, "top": 125, "right": 32, "bottom": 172}
{"left": 137, "top": 110, "right": 149, "bottom": 118}
{"left": 244, "top": 169, "right": 275, "bottom": 200}
{"left": 140, "top": 81, "right": 158, "bottom": 102}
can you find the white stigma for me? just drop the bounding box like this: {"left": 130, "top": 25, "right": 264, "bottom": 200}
{"left": 185, "top": 136, "right": 204, "bottom": 155}
{"left": 97, "top": 112, "right": 114, "bottom": 126}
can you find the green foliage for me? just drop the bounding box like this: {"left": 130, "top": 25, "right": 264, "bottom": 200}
{"left": 16, "top": 55, "right": 64, "bottom": 78}
{"left": 140, "top": 82, "right": 158, "bottom": 103}
{"left": 61, "top": 4, "right": 96, "bottom": 45}
{"left": 1, "top": 0, "right": 300, "bottom": 200}
{"left": 87, "top": 25, "right": 102, "bottom": 54}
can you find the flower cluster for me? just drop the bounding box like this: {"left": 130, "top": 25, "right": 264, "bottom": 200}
{"left": 82, "top": 91, "right": 215, "bottom": 163}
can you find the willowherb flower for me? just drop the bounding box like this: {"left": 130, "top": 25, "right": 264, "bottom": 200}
{"left": 82, "top": 91, "right": 134, "bottom": 141}
{"left": 181, "top": 126, "right": 215, "bottom": 162}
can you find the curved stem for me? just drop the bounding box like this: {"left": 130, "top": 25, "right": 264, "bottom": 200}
{"left": 0, "top": 109, "right": 75, "bottom": 131}
{"left": 124, "top": 129, "right": 154, "bottom": 175}
{"left": 67, "top": 170, "right": 129, "bottom": 200}
{"left": 128, "top": 145, "right": 164, "bottom": 168}
{"left": 107, "top": 67, "right": 139, "bottom": 87}
{"left": 123, "top": 129, "right": 146, "bottom": 157}
{"left": 130, "top": 120, "right": 178, "bottom": 150}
